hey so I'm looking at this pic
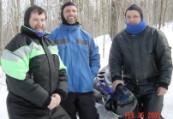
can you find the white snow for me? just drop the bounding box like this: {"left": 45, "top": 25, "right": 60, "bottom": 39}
{"left": 159, "top": 22, "right": 173, "bottom": 119}
{"left": 0, "top": 22, "right": 173, "bottom": 119}
{"left": 0, "top": 67, "right": 8, "bottom": 119}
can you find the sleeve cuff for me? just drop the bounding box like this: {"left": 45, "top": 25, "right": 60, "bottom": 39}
{"left": 112, "top": 75, "right": 122, "bottom": 82}
{"left": 42, "top": 96, "right": 51, "bottom": 107}
{"left": 54, "top": 89, "right": 67, "bottom": 100}
{"left": 158, "top": 82, "right": 168, "bottom": 90}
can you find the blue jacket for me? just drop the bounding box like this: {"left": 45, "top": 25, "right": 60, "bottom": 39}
{"left": 48, "top": 24, "right": 100, "bottom": 93}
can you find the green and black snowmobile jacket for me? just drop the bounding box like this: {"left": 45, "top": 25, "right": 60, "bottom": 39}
{"left": 1, "top": 25, "right": 68, "bottom": 108}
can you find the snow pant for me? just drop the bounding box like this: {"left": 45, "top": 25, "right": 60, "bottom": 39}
{"left": 7, "top": 92, "right": 71, "bottom": 119}
{"left": 61, "top": 92, "right": 99, "bottom": 119}
{"left": 124, "top": 82, "right": 164, "bottom": 119}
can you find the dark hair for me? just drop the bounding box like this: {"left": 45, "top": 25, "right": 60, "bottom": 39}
{"left": 125, "top": 4, "right": 143, "bottom": 20}
{"left": 24, "top": 5, "right": 47, "bottom": 28}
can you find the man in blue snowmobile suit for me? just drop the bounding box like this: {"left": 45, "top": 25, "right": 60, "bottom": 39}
{"left": 48, "top": 2, "right": 100, "bottom": 119}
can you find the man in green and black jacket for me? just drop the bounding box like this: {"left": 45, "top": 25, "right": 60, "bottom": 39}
{"left": 0, "top": 5, "right": 70, "bottom": 119}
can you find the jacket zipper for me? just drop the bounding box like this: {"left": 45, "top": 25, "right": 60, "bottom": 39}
{"left": 41, "top": 37, "right": 51, "bottom": 94}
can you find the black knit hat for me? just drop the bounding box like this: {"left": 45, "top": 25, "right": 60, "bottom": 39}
{"left": 61, "top": 1, "right": 78, "bottom": 25}
{"left": 125, "top": 4, "right": 143, "bottom": 20}
{"left": 24, "top": 5, "right": 47, "bottom": 28}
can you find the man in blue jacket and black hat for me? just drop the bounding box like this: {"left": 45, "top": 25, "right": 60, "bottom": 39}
{"left": 48, "top": 1, "right": 100, "bottom": 119}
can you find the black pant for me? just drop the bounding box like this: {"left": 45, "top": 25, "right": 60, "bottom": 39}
{"left": 61, "top": 92, "right": 99, "bottom": 119}
{"left": 7, "top": 92, "right": 71, "bottom": 119}
{"left": 124, "top": 83, "right": 164, "bottom": 119}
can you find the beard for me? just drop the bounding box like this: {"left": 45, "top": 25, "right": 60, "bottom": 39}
{"left": 66, "top": 17, "right": 77, "bottom": 24}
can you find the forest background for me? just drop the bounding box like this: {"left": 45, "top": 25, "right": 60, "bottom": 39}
{"left": 0, "top": 0, "right": 173, "bottom": 54}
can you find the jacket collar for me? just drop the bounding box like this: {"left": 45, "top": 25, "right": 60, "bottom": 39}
{"left": 59, "top": 24, "right": 79, "bottom": 31}
{"left": 20, "top": 25, "right": 50, "bottom": 38}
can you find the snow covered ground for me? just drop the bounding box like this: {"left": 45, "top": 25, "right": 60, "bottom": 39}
{"left": 0, "top": 22, "right": 173, "bottom": 119}
{"left": 159, "top": 22, "right": 173, "bottom": 119}
{"left": 0, "top": 67, "right": 8, "bottom": 119}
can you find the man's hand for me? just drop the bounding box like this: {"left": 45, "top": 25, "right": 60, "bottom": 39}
{"left": 112, "top": 80, "right": 124, "bottom": 91}
{"left": 52, "top": 93, "right": 61, "bottom": 104}
{"left": 157, "top": 87, "right": 167, "bottom": 96}
{"left": 47, "top": 93, "right": 61, "bottom": 110}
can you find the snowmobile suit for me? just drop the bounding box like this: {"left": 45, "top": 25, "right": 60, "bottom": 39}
{"left": 109, "top": 26, "right": 172, "bottom": 119}
{"left": 48, "top": 23, "right": 100, "bottom": 119}
{"left": 109, "top": 26, "right": 172, "bottom": 86}
{"left": 48, "top": 24, "right": 100, "bottom": 93}
{"left": 1, "top": 25, "right": 70, "bottom": 119}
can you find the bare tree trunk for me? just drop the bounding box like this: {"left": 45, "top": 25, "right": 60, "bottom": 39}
{"left": 162, "top": 0, "right": 168, "bottom": 25}
{"left": 15, "top": 0, "right": 20, "bottom": 33}
{"left": 110, "top": 0, "right": 126, "bottom": 39}
{"left": 1, "top": 0, "right": 173, "bottom": 54}
{"left": 110, "top": 0, "right": 117, "bottom": 39}
{"left": 158, "top": 0, "right": 164, "bottom": 29}
{"left": 30, "top": 0, "right": 35, "bottom": 6}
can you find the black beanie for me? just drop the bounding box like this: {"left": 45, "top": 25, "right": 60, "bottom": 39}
{"left": 125, "top": 4, "right": 143, "bottom": 20}
{"left": 61, "top": 1, "right": 78, "bottom": 25}
{"left": 24, "top": 5, "right": 47, "bottom": 28}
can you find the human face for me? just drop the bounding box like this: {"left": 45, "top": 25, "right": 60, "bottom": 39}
{"left": 29, "top": 12, "right": 46, "bottom": 32}
{"left": 125, "top": 10, "right": 141, "bottom": 24}
{"left": 63, "top": 6, "right": 77, "bottom": 24}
